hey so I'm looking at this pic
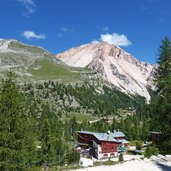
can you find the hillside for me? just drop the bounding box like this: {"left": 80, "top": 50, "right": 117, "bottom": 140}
{"left": 23, "top": 80, "right": 148, "bottom": 119}
{"left": 0, "top": 39, "right": 87, "bottom": 81}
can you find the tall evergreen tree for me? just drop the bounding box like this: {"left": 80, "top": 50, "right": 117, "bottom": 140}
{"left": 0, "top": 71, "right": 35, "bottom": 170}
{"left": 155, "top": 37, "right": 171, "bottom": 154}
{"left": 39, "top": 118, "right": 56, "bottom": 170}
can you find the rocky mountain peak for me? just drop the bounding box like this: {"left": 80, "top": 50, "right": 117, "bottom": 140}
{"left": 56, "top": 42, "right": 156, "bottom": 102}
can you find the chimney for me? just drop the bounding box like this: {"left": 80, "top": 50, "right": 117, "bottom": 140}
{"left": 107, "top": 130, "right": 110, "bottom": 134}
{"left": 118, "top": 129, "right": 119, "bottom": 132}
{"left": 113, "top": 130, "right": 116, "bottom": 133}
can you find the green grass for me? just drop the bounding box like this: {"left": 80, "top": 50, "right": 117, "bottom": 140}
{"left": 57, "top": 164, "right": 81, "bottom": 171}
{"left": 26, "top": 164, "right": 81, "bottom": 171}
{"left": 65, "top": 112, "right": 99, "bottom": 123}
{"left": 29, "top": 59, "right": 97, "bottom": 82}
{"left": 27, "top": 160, "right": 117, "bottom": 171}
{"left": 26, "top": 160, "right": 118, "bottom": 171}
{"left": 31, "top": 59, "right": 74, "bottom": 76}
{"left": 94, "top": 160, "right": 118, "bottom": 166}
{"left": 67, "top": 65, "right": 96, "bottom": 73}
{"left": 30, "top": 59, "right": 80, "bottom": 81}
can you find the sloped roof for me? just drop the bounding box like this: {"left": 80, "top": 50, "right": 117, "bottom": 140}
{"left": 112, "top": 131, "right": 125, "bottom": 138}
{"left": 94, "top": 133, "right": 117, "bottom": 142}
{"left": 78, "top": 131, "right": 120, "bottom": 142}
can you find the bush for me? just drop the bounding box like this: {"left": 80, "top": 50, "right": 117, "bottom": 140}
{"left": 144, "top": 145, "right": 159, "bottom": 158}
{"left": 68, "top": 150, "right": 80, "bottom": 164}
{"left": 119, "top": 153, "right": 124, "bottom": 162}
{"left": 136, "top": 141, "right": 143, "bottom": 150}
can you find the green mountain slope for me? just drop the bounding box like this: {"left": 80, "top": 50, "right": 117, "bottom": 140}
{"left": 0, "top": 39, "right": 90, "bottom": 81}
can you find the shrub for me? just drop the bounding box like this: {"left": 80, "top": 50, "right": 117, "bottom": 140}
{"left": 136, "top": 141, "right": 143, "bottom": 150}
{"left": 68, "top": 150, "right": 80, "bottom": 164}
{"left": 119, "top": 153, "right": 124, "bottom": 162}
{"left": 144, "top": 145, "right": 159, "bottom": 158}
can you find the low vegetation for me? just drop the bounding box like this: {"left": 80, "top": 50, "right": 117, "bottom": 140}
{"left": 144, "top": 145, "right": 159, "bottom": 158}
{"left": 30, "top": 59, "right": 79, "bottom": 79}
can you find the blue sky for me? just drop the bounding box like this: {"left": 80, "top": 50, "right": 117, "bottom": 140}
{"left": 0, "top": 0, "right": 171, "bottom": 63}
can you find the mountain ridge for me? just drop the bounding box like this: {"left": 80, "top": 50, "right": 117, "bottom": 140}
{"left": 0, "top": 38, "right": 157, "bottom": 101}
{"left": 56, "top": 41, "right": 157, "bottom": 102}
{"left": 0, "top": 38, "right": 83, "bottom": 81}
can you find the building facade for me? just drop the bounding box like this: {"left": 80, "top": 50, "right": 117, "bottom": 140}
{"left": 77, "top": 130, "right": 129, "bottom": 159}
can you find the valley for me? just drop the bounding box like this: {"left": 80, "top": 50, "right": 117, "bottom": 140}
{"left": 0, "top": 38, "right": 170, "bottom": 171}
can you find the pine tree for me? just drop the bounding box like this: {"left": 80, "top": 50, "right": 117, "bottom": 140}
{"left": 0, "top": 71, "right": 35, "bottom": 170}
{"left": 155, "top": 37, "right": 171, "bottom": 154}
{"left": 156, "top": 37, "right": 171, "bottom": 93}
{"left": 70, "top": 116, "right": 78, "bottom": 138}
{"left": 39, "top": 119, "right": 56, "bottom": 170}
{"left": 64, "top": 121, "right": 71, "bottom": 142}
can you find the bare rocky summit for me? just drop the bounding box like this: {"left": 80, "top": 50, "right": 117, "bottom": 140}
{"left": 56, "top": 42, "right": 157, "bottom": 101}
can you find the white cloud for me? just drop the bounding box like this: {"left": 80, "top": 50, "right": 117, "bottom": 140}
{"left": 91, "top": 33, "right": 132, "bottom": 47}
{"left": 61, "top": 27, "right": 75, "bottom": 33}
{"left": 22, "top": 31, "right": 46, "bottom": 40}
{"left": 91, "top": 40, "right": 99, "bottom": 44}
{"left": 99, "top": 33, "right": 132, "bottom": 47}
{"left": 16, "top": 0, "right": 36, "bottom": 16}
